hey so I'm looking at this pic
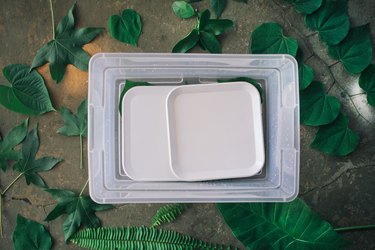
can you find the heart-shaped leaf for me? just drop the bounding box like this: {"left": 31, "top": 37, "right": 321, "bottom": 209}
{"left": 13, "top": 214, "right": 52, "bottom": 250}
{"left": 299, "top": 63, "right": 314, "bottom": 90}
{"left": 311, "top": 112, "right": 359, "bottom": 156}
{"left": 289, "top": 0, "right": 323, "bottom": 14}
{"left": 217, "top": 198, "right": 348, "bottom": 249}
{"left": 328, "top": 24, "right": 372, "bottom": 74}
{"left": 200, "top": 31, "right": 221, "bottom": 53}
{"left": 300, "top": 81, "right": 340, "bottom": 126}
{"left": 210, "top": 0, "right": 227, "bottom": 18}
{"left": 250, "top": 22, "right": 298, "bottom": 56}
{"left": 172, "top": 29, "right": 199, "bottom": 53}
{"left": 108, "top": 9, "right": 142, "bottom": 47}
{"left": 359, "top": 64, "right": 375, "bottom": 107}
{"left": 304, "top": 0, "right": 349, "bottom": 45}
{"left": 172, "top": 1, "right": 196, "bottom": 19}
{"left": 0, "top": 64, "right": 55, "bottom": 115}
{"left": 31, "top": 3, "right": 102, "bottom": 83}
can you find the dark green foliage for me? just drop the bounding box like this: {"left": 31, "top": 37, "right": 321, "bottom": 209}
{"left": 70, "top": 226, "right": 231, "bottom": 250}
{"left": 210, "top": 0, "right": 227, "bottom": 18}
{"left": 108, "top": 9, "right": 142, "bottom": 46}
{"left": 0, "top": 119, "right": 28, "bottom": 171}
{"left": 0, "top": 64, "right": 55, "bottom": 115}
{"left": 45, "top": 188, "right": 113, "bottom": 242}
{"left": 13, "top": 214, "right": 52, "bottom": 250}
{"left": 151, "top": 204, "right": 189, "bottom": 227}
{"left": 217, "top": 198, "right": 348, "bottom": 249}
{"left": 31, "top": 3, "right": 102, "bottom": 83}
{"left": 13, "top": 124, "right": 62, "bottom": 188}
{"left": 359, "top": 64, "right": 375, "bottom": 107}
{"left": 218, "top": 77, "right": 264, "bottom": 102}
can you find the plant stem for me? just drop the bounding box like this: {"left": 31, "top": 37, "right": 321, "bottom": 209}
{"left": 49, "top": 0, "right": 55, "bottom": 39}
{"left": 1, "top": 173, "right": 24, "bottom": 196}
{"left": 80, "top": 135, "right": 83, "bottom": 169}
{"left": 335, "top": 225, "right": 375, "bottom": 232}
{"left": 79, "top": 179, "right": 89, "bottom": 197}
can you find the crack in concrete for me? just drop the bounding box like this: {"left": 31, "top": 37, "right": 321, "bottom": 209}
{"left": 301, "top": 162, "right": 375, "bottom": 196}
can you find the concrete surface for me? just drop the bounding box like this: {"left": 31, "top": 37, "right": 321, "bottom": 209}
{"left": 0, "top": 0, "right": 374, "bottom": 249}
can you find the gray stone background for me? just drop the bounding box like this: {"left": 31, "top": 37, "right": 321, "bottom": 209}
{"left": 0, "top": 0, "right": 374, "bottom": 249}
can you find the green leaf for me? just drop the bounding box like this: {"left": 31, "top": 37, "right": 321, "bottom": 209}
{"left": 311, "top": 112, "right": 359, "bottom": 156}
{"left": 233, "top": 0, "right": 248, "bottom": 3}
{"left": 300, "top": 81, "right": 340, "bottom": 126}
{"left": 57, "top": 99, "right": 87, "bottom": 137}
{"left": 203, "top": 19, "right": 234, "bottom": 35}
{"left": 31, "top": 3, "right": 102, "bottom": 83}
{"left": 359, "top": 64, "right": 375, "bottom": 107}
{"left": 45, "top": 188, "right": 113, "bottom": 242}
{"left": 172, "top": 1, "right": 196, "bottom": 19}
{"left": 71, "top": 226, "right": 229, "bottom": 250}
{"left": 0, "top": 119, "right": 28, "bottom": 171}
{"left": 200, "top": 31, "right": 222, "bottom": 53}
{"left": 13, "top": 214, "right": 52, "bottom": 250}
{"left": 217, "top": 198, "right": 348, "bottom": 249}
{"left": 108, "top": 9, "right": 142, "bottom": 47}
{"left": 0, "top": 64, "right": 55, "bottom": 115}
{"left": 304, "top": 0, "right": 349, "bottom": 45}
{"left": 250, "top": 22, "right": 298, "bottom": 56}
{"left": 218, "top": 77, "right": 264, "bottom": 102}
{"left": 198, "top": 9, "right": 211, "bottom": 31}
{"left": 119, "top": 80, "right": 152, "bottom": 115}
{"left": 210, "top": 0, "right": 227, "bottom": 18}
{"left": 172, "top": 29, "right": 200, "bottom": 53}
{"left": 299, "top": 63, "right": 314, "bottom": 90}
{"left": 151, "top": 204, "right": 189, "bottom": 227}
{"left": 289, "top": 0, "right": 323, "bottom": 14}
{"left": 13, "top": 124, "right": 62, "bottom": 188}
{"left": 328, "top": 24, "right": 372, "bottom": 74}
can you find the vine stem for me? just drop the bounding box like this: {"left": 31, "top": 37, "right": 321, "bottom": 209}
{"left": 79, "top": 179, "right": 89, "bottom": 197}
{"left": 49, "top": 0, "right": 55, "bottom": 39}
{"left": 1, "top": 173, "right": 24, "bottom": 196}
{"left": 335, "top": 225, "right": 375, "bottom": 232}
{"left": 80, "top": 135, "right": 83, "bottom": 169}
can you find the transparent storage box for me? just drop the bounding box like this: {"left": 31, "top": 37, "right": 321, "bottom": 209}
{"left": 88, "top": 53, "right": 300, "bottom": 203}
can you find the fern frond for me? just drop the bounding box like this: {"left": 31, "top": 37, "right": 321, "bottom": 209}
{"left": 70, "top": 226, "right": 232, "bottom": 250}
{"left": 151, "top": 203, "right": 189, "bottom": 227}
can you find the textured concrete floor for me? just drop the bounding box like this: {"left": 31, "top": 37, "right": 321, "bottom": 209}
{"left": 0, "top": 0, "right": 374, "bottom": 249}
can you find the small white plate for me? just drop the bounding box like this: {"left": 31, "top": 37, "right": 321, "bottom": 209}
{"left": 122, "top": 86, "right": 178, "bottom": 181}
{"left": 166, "top": 82, "right": 265, "bottom": 181}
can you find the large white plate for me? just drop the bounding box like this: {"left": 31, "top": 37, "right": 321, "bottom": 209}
{"left": 166, "top": 82, "right": 265, "bottom": 181}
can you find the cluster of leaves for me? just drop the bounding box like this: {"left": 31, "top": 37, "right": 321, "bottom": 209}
{"left": 217, "top": 198, "right": 348, "bottom": 249}
{"left": 108, "top": 9, "right": 142, "bottom": 47}
{"left": 250, "top": 22, "right": 359, "bottom": 156}
{"left": 151, "top": 203, "right": 189, "bottom": 227}
{"left": 288, "top": 0, "right": 374, "bottom": 107}
{"left": 172, "top": 1, "right": 234, "bottom": 53}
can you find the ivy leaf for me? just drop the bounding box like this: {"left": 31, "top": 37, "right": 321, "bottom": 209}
{"left": 119, "top": 80, "right": 152, "bottom": 115}
{"left": 172, "top": 29, "right": 200, "bottom": 53}
{"left": 13, "top": 124, "right": 62, "bottom": 188}
{"left": 13, "top": 214, "right": 52, "bottom": 250}
{"left": 311, "top": 112, "right": 359, "bottom": 156}
{"left": 300, "top": 81, "right": 340, "bottom": 126}
{"left": 108, "top": 9, "right": 142, "bottom": 47}
{"left": 0, "top": 119, "right": 28, "bottom": 171}
{"left": 45, "top": 188, "right": 113, "bottom": 242}
{"left": 210, "top": 0, "right": 227, "bottom": 18}
{"left": 304, "top": 0, "right": 349, "bottom": 45}
{"left": 57, "top": 99, "right": 87, "bottom": 169}
{"left": 172, "top": 1, "right": 196, "bottom": 19}
{"left": 200, "top": 31, "right": 221, "bottom": 53}
{"left": 250, "top": 22, "right": 298, "bottom": 56}
{"left": 217, "top": 198, "right": 348, "bottom": 249}
{"left": 288, "top": 0, "right": 323, "bottom": 14}
{"left": 0, "top": 64, "right": 55, "bottom": 115}
{"left": 299, "top": 63, "right": 314, "bottom": 90}
{"left": 31, "top": 3, "right": 102, "bottom": 83}
{"left": 328, "top": 24, "right": 372, "bottom": 74}
{"left": 218, "top": 77, "right": 264, "bottom": 102}
{"left": 203, "top": 19, "right": 234, "bottom": 35}
{"left": 359, "top": 64, "right": 375, "bottom": 107}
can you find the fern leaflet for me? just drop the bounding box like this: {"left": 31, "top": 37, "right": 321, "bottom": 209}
{"left": 151, "top": 203, "right": 189, "bottom": 227}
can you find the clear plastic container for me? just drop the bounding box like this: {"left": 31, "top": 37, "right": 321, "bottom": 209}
{"left": 88, "top": 53, "right": 300, "bottom": 203}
